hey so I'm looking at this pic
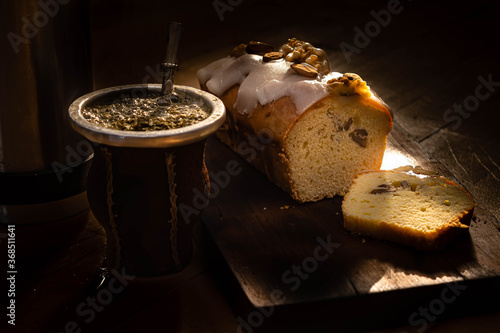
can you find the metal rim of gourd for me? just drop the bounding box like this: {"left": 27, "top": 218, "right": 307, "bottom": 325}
{"left": 68, "top": 84, "right": 226, "bottom": 148}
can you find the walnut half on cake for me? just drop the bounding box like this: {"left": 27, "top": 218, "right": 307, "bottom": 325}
{"left": 197, "top": 39, "right": 393, "bottom": 202}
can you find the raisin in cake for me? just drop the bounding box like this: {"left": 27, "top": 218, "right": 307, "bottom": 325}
{"left": 197, "top": 38, "right": 393, "bottom": 202}
{"left": 342, "top": 170, "right": 475, "bottom": 251}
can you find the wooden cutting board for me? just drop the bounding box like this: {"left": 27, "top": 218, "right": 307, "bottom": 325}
{"left": 200, "top": 123, "right": 500, "bottom": 332}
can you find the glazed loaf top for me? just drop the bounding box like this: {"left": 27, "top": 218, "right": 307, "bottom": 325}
{"left": 197, "top": 39, "right": 392, "bottom": 142}
{"left": 197, "top": 53, "right": 345, "bottom": 116}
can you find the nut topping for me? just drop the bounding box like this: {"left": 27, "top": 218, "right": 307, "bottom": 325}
{"left": 230, "top": 43, "right": 247, "bottom": 58}
{"left": 291, "top": 63, "right": 318, "bottom": 78}
{"left": 327, "top": 73, "right": 372, "bottom": 98}
{"left": 327, "top": 73, "right": 362, "bottom": 86}
{"left": 280, "top": 38, "right": 330, "bottom": 74}
{"left": 246, "top": 41, "right": 274, "bottom": 55}
{"left": 349, "top": 129, "right": 368, "bottom": 148}
{"left": 344, "top": 73, "right": 360, "bottom": 81}
{"left": 263, "top": 51, "right": 284, "bottom": 62}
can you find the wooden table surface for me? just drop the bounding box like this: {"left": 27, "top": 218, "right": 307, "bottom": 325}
{"left": 2, "top": 0, "right": 500, "bottom": 332}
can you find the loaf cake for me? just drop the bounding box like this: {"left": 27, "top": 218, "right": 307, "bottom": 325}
{"left": 197, "top": 39, "right": 393, "bottom": 202}
{"left": 342, "top": 169, "right": 475, "bottom": 251}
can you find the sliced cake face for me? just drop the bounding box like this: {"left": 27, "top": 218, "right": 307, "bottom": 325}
{"left": 285, "top": 96, "right": 392, "bottom": 202}
{"left": 342, "top": 170, "right": 475, "bottom": 251}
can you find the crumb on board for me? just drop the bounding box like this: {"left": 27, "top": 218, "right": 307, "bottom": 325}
{"left": 280, "top": 205, "right": 290, "bottom": 210}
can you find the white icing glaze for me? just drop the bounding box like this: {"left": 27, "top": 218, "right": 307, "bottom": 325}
{"left": 197, "top": 54, "right": 343, "bottom": 116}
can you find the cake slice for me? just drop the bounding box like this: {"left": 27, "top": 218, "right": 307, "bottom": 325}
{"left": 341, "top": 170, "right": 475, "bottom": 251}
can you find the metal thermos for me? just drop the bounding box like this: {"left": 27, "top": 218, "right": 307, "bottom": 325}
{"left": 0, "top": 0, "right": 94, "bottom": 223}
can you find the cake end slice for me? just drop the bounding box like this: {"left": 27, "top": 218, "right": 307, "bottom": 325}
{"left": 341, "top": 170, "right": 475, "bottom": 251}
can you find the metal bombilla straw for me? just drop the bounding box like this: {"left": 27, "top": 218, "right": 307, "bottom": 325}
{"left": 159, "top": 22, "right": 183, "bottom": 106}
